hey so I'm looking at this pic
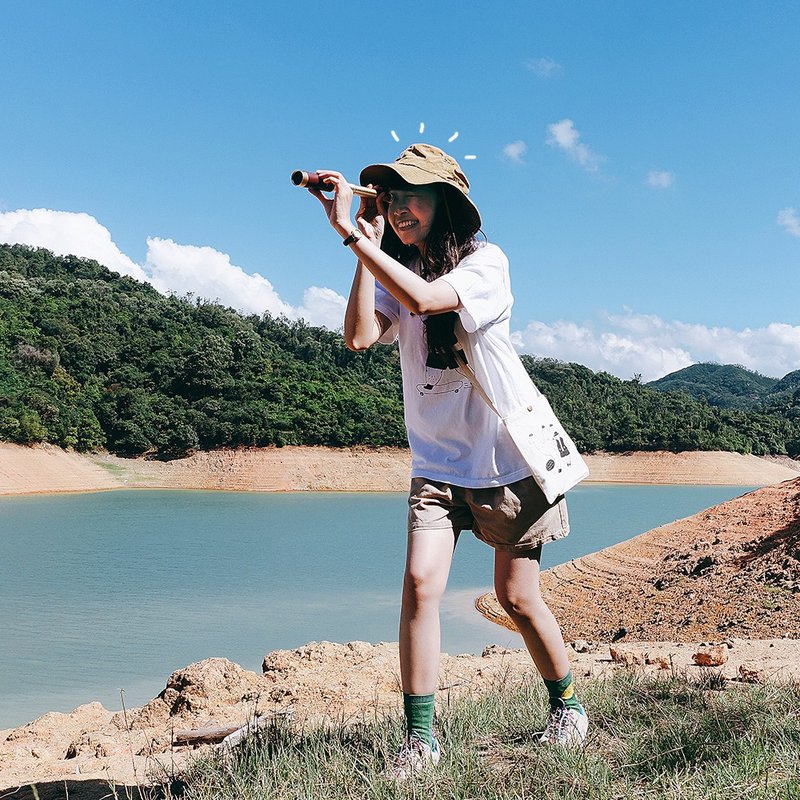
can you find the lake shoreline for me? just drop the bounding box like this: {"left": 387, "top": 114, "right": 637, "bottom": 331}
{"left": 1, "top": 443, "right": 798, "bottom": 496}
{"left": 2, "top": 478, "right": 799, "bottom": 790}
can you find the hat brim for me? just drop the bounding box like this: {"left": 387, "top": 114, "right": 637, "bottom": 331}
{"left": 360, "top": 162, "right": 482, "bottom": 232}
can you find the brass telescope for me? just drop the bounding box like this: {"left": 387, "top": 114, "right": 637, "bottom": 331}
{"left": 291, "top": 170, "right": 378, "bottom": 198}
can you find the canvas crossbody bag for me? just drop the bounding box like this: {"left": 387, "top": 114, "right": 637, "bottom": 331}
{"left": 453, "top": 335, "right": 589, "bottom": 504}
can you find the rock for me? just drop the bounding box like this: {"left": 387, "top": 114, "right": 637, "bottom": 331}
{"left": 690, "top": 555, "right": 715, "bottom": 577}
{"left": 611, "top": 627, "right": 628, "bottom": 643}
{"left": 572, "top": 639, "right": 594, "bottom": 653}
{"left": 609, "top": 648, "right": 644, "bottom": 666}
{"left": 2, "top": 634, "right": 800, "bottom": 792}
{"left": 136, "top": 658, "right": 264, "bottom": 725}
{"left": 643, "top": 652, "right": 671, "bottom": 669}
{"left": 738, "top": 663, "right": 766, "bottom": 684}
{"left": 482, "top": 645, "right": 513, "bottom": 657}
{"left": 692, "top": 645, "right": 728, "bottom": 666}
{"left": 345, "top": 641, "right": 376, "bottom": 661}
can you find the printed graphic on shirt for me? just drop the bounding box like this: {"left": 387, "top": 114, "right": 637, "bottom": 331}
{"left": 416, "top": 362, "right": 471, "bottom": 397}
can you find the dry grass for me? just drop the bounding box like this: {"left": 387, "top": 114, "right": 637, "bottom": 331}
{"left": 162, "top": 670, "right": 800, "bottom": 800}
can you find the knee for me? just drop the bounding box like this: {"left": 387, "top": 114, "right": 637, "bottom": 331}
{"left": 495, "top": 586, "right": 543, "bottom": 621}
{"left": 403, "top": 566, "right": 446, "bottom": 606}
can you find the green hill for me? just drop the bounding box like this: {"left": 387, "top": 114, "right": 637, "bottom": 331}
{"left": 769, "top": 369, "right": 800, "bottom": 401}
{"left": 0, "top": 244, "right": 406, "bottom": 455}
{"left": 647, "top": 363, "right": 778, "bottom": 409}
{"left": 1, "top": 244, "right": 799, "bottom": 457}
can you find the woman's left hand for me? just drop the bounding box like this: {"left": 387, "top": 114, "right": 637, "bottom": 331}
{"left": 307, "top": 170, "right": 354, "bottom": 235}
{"left": 355, "top": 185, "right": 385, "bottom": 245}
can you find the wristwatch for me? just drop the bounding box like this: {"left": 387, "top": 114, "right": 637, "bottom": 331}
{"left": 342, "top": 228, "right": 363, "bottom": 246}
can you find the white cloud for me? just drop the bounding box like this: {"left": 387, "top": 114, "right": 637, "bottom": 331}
{"left": 777, "top": 207, "right": 800, "bottom": 237}
{"left": 502, "top": 140, "right": 528, "bottom": 164}
{"left": 0, "top": 209, "right": 346, "bottom": 329}
{"left": 525, "top": 57, "right": 563, "bottom": 78}
{"left": 546, "top": 119, "right": 603, "bottom": 172}
{"left": 647, "top": 170, "right": 675, "bottom": 188}
{"left": 511, "top": 310, "right": 800, "bottom": 382}
{"left": 144, "top": 237, "right": 296, "bottom": 318}
{"left": 296, "top": 286, "right": 347, "bottom": 331}
{"left": 0, "top": 208, "right": 148, "bottom": 281}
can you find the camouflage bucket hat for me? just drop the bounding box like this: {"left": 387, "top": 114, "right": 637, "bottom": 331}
{"left": 360, "top": 143, "right": 481, "bottom": 233}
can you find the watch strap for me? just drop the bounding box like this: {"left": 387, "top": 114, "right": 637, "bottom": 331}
{"left": 342, "top": 228, "right": 362, "bottom": 246}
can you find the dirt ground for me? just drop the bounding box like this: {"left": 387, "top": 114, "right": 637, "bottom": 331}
{"left": 2, "top": 478, "right": 799, "bottom": 794}
{"left": 478, "top": 478, "right": 800, "bottom": 642}
{"left": 1, "top": 443, "right": 798, "bottom": 496}
{"left": 2, "top": 637, "right": 798, "bottom": 795}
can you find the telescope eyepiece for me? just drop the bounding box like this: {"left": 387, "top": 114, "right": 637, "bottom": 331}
{"left": 291, "top": 170, "right": 308, "bottom": 187}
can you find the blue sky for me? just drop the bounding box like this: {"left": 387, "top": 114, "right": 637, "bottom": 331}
{"left": 1, "top": 1, "right": 799, "bottom": 380}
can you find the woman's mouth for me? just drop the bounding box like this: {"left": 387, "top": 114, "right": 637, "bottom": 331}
{"left": 396, "top": 219, "right": 418, "bottom": 231}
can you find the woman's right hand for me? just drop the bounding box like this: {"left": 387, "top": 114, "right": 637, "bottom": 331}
{"left": 307, "top": 170, "right": 355, "bottom": 236}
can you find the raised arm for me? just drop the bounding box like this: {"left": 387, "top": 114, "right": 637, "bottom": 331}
{"left": 343, "top": 262, "right": 392, "bottom": 351}
{"left": 341, "top": 235, "right": 459, "bottom": 317}
{"left": 309, "top": 171, "right": 460, "bottom": 326}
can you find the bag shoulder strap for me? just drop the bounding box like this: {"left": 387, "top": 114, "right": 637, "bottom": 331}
{"left": 453, "top": 331, "right": 502, "bottom": 418}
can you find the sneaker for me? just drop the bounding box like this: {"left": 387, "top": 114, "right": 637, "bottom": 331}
{"left": 538, "top": 704, "right": 589, "bottom": 746}
{"left": 385, "top": 735, "right": 442, "bottom": 781}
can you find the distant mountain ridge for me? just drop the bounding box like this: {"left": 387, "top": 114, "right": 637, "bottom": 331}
{"left": 647, "top": 363, "right": 800, "bottom": 409}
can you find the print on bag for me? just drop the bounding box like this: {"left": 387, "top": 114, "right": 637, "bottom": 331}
{"left": 530, "top": 425, "right": 573, "bottom": 473}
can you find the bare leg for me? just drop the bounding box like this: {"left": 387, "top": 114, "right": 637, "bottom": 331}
{"left": 399, "top": 528, "right": 457, "bottom": 695}
{"left": 493, "top": 547, "right": 570, "bottom": 680}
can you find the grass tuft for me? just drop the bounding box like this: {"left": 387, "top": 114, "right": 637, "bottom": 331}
{"left": 162, "top": 672, "right": 800, "bottom": 800}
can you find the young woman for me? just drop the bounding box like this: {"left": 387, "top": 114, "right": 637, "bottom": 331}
{"left": 308, "top": 144, "right": 588, "bottom": 778}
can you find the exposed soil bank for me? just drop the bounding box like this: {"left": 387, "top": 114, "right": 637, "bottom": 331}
{"left": 2, "top": 638, "right": 799, "bottom": 792}
{"left": 478, "top": 478, "right": 800, "bottom": 641}
{"left": 1, "top": 443, "right": 797, "bottom": 496}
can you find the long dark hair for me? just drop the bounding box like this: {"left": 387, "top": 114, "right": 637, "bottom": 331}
{"left": 380, "top": 182, "right": 482, "bottom": 368}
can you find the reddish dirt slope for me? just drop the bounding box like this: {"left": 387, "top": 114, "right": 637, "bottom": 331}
{"left": 478, "top": 479, "right": 800, "bottom": 641}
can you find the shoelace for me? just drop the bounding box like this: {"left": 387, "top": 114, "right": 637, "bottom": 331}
{"left": 389, "top": 737, "right": 426, "bottom": 779}
{"left": 393, "top": 738, "right": 426, "bottom": 768}
{"left": 544, "top": 706, "right": 573, "bottom": 739}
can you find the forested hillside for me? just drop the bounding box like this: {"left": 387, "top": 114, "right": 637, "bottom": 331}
{"left": 646, "top": 362, "right": 800, "bottom": 411}
{"left": 1, "top": 244, "right": 798, "bottom": 457}
{"left": 647, "top": 363, "right": 778, "bottom": 409}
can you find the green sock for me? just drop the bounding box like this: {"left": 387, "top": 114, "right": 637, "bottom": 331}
{"left": 543, "top": 670, "right": 583, "bottom": 712}
{"left": 403, "top": 693, "right": 435, "bottom": 745}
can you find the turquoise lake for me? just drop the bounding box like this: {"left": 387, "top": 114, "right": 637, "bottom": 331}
{"left": 0, "top": 485, "right": 753, "bottom": 728}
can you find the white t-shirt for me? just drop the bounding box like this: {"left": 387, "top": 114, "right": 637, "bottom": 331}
{"left": 374, "top": 242, "right": 540, "bottom": 488}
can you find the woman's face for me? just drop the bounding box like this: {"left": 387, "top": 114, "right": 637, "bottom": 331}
{"left": 384, "top": 186, "right": 439, "bottom": 250}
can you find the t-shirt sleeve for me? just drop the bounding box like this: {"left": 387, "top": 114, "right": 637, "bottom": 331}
{"left": 438, "top": 244, "right": 512, "bottom": 333}
{"left": 374, "top": 280, "right": 400, "bottom": 344}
